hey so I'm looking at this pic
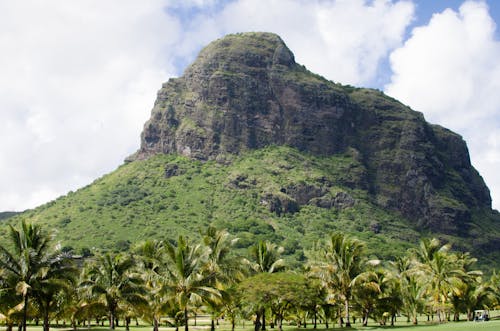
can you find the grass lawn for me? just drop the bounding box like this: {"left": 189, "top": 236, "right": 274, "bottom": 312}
{"left": 13, "top": 312, "right": 500, "bottom": 331}
{"left": 16, "top": 320, "right": 500, "bottom": 331}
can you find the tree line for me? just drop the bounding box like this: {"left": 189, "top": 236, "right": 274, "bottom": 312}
{"left": 0, "top": 221, "right": 499, "bottom": 331}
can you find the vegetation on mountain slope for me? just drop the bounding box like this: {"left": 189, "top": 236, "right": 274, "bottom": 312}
{"left": 3, "top": 146, "right": 498, "bottom": 270}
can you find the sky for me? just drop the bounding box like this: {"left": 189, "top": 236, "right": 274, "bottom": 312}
{"left": 0, "top": 0, "right": 499, "bottom": 212}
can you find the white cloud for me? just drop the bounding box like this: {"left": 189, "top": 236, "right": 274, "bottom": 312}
{"left": 0, "top": 0, "right": 180, "bottom": 211}
{"left": 385, "top": 0, "right": 500, "bottom": 209}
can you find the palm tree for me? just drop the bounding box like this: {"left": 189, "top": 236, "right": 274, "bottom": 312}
{"left": 163, "top": 235, "right": 220, "bottom": 331}
{"left": 80, "top": 252, "right": 145, "bottom": 329}
{"left": 0, "top": 221, "right": 70, "bottom": 331}
{"left": 246, "top": 241, "right": 285, "bottom": 274}
{"left": 31, "top": 254, "right": 77, "bottom": 331}
{"left": 134, "top": 240, "right": 170, "bottom": 331}
{"left": 202, "top": 226, "right": 243, "bottom": 285}
{"left": 0, "top": 267, "right": 22, "bottom": 331}
{"left": 389, "top": 256, "right": 425, "bottom": 325}
{"left": 309, "top": 232, "right": 365, "bottom": 328}
{"left": 244, "top": 240, "right": 285, "bottom": 330}
{"left": 352, "top": 268, "right": 381, "bottom": 326}
{"left": 413, "top": 238, "right": 465, "bottom": 322}
{"left": 449, "top": 252, "right": 493, "bottom": 321}
{"left": 201, "top": 226, "right": 243, "bottom": 331}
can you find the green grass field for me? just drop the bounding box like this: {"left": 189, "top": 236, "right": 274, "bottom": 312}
{"left": 13, "top": 313, "right": 500, "bottom": 331}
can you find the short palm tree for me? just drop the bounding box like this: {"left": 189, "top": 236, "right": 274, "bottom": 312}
{"left": 80, "top": 252, "right": 145, "bottom": 329}
{"left": 0, "top": 221, "right": 71, "bottom": 331}
{"left": 389, "top": 256, "right": 425, "bottom": 324}
{"left": 246, "top": 240, "right": 285, "bottom": 274}
{"left": 0, "top": 267, "right": 22, "bottom": 331}
{"left": 244, "top": 240, "right": 285, "bottom": 330}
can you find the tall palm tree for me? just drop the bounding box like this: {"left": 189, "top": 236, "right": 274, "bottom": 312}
{"left": 0, "top": 221, "right": 69, "bottom": 331}
{"left": 201, "top": 226, "right": 243, "bottom": 331}
{"left": 32, "top": 254, "right": 77, "bottom": 331}
{"left": 163, "top": 235, "right": 220, "bottom": 331}
{"left": 134, "top": 240, "right": 170, "bottom": 331}
{"left": 309, "top": 232, "right": 365, "bottom": 328}
{"left": 80, "top": 252, "right": 145, "bottom": 329}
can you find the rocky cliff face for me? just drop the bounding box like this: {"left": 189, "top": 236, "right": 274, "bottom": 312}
{"left": 131, "top": 32, "right": 492, "bottom": 236}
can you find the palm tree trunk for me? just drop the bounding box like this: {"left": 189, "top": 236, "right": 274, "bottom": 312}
{"left": 110, "top": 308, "right": 115, "bottom": 330}
{"left": 261, "top": 309, "right": 266, "bottom": 331}
{"left": 338, "top": 308, "right": 343, "bottom": 328}
{"left": 345, "top": 299, "right": 351, "bottom": 327}
{"left": 22, "top": 295, "right": 29, "bottom": 331}
{"left": 184, "top": 307, "right": 189, "bottom": 331}
{"left": 125, "top": 317, "right": 131, "bottom": 331}
{"left": 211, "top": 319, "right": 215, "bottom": 331}
{"left": 43, "top": 312, "right": 50, "bottom": 331}
{"left": 153, "top": 317, "right": 159, "bottom": 331}
{"left": 254, "top": 312, "right": 261, "bottom": 331}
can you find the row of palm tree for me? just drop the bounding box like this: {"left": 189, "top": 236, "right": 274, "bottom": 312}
{"left": 1, "top": 221, "right": 499, "bottom": 331}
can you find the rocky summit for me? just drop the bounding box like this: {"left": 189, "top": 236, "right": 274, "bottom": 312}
{"left": 131, "top": 32, "right": 494, "bottom": 238}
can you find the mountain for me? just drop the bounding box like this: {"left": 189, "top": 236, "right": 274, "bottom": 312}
{"left": 4, "top": 32, "right": 499, "bottom": 268}
{"left": 0, "top": 211, "right": 19, "bottom": 221}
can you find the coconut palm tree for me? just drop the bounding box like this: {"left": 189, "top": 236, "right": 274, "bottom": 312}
{"left": 352, "top": 268, "right": 381, "bottom": 326}
{"left": 309, "top": 232, "right": 365, "bottom": 328}
{"left": 31, "top": 255, "right": 77, "bottom": 331}
{"left": 0, "top": 221, "right": 72, "bottom": 331}
{"left": 246, "top": 241, "right": 285, "bottom": 274}
{"left": 80, "top": 252, "right": 145, "bottom": 329}
{"left": 244, "top": 240, "right": 285, "bottom": 330}
{"left": 134, "top": 240, "right": 170, "bottom": 331}
{"left": 0, "top": 267, "right": 22, "bottom": 331}
{"left": 389, "top": 256, "right": 425, "bottom": 325}
{"left": 201, "top": 226, "right": 243, "bottom": 331}
{"left": 413, "top": 238, "right": 465, "bottom": 322}
{"left": 163, "top": 235, "right": 220, "bottom": 331}
{"left": 449, "top": 252, "right": 493, "bottom": 321}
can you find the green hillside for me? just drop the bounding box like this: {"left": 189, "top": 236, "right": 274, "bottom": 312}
{"left": 4, "top": 146, "right": 497, "bottom": 269}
